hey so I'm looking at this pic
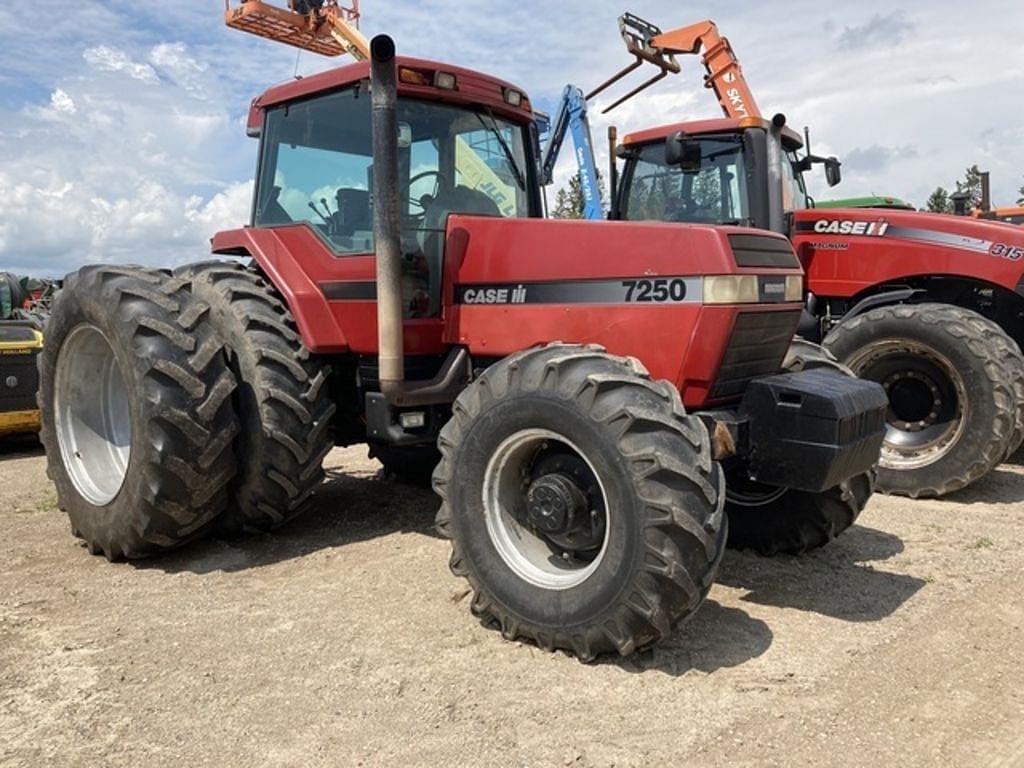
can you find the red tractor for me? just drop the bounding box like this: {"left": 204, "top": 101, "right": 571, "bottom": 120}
{"left": 38, "top": 16, "right": 887, "bottom": 660}
{"left": 596, "top": 13, "right": 1024, "bottom": 498}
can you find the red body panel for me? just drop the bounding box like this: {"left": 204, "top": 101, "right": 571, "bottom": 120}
{"left": 214, "top": 218, "right": 801, "bottom": 409}
{"left": 792, "top": 209, "right": 1024, "bottom": 299}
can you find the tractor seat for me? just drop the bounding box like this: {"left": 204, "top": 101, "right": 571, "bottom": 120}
{"left": 416, "top": 186, "right": 501, "bottom": 313}
{"left": 335, "top": 188, "right": 372, "bottom": 236}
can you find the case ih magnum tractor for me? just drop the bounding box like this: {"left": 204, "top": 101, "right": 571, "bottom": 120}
{"left": 594, "top": 13, "right": 1024, "bottom": 498}
{"left": 38, "top": 25, "right": 887, "bottom": 659}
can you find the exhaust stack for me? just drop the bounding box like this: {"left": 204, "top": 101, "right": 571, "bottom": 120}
{"left": 370, "top": 35, "right": 469, "bottom": 407}
{"left": 370, "top": 34, "right": 405, "bottom": 391}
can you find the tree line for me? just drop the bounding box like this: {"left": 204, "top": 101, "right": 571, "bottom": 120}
{"left": 924, "top": 166, "right": 1024, "bottom": 213}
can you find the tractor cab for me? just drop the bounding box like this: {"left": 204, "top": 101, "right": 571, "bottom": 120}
{"left": 244, "top": 57, "right": 542, "bottom": 320}
{"left": 611, "top": 116, "right": 839, "bottom": 238}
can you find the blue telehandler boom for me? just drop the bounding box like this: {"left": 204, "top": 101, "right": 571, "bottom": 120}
{"left": 539, "top": 85, "right": 606, "bottom": 220}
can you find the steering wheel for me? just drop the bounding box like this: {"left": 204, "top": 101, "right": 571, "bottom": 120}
{"left": 408, "top": 170, "right": 442, "bottom": 215}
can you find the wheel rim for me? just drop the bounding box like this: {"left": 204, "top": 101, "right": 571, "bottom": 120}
{"left": 54, "top": 324, "right": 132, "bottom": 506}
{"left": 483, "top": 429, "right": 610, "bottom": 591}
{"left": 725, "top": 469, "right": 788, "bottom": 507}
{"left": 846, "top": 340, "right": 966, "bottom": 471}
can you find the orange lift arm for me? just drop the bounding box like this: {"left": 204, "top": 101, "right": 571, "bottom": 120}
{"left": 589, "top": 12, "right": 761, "bottom": 120}
{"left": 225, "top": 0, "right": 370, "bottom": 60}
{"left": 649, "top": 20, "right": 761, "bottom": 120}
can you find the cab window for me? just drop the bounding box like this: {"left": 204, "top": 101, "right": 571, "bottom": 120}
{"left": 254, "top": 86, "right": 534, "bottom": 317}
{"left": 623, "top": 137, "right": 750, "bottom": 225}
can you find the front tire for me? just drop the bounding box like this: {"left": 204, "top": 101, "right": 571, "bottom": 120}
{"left": 434, "top": 344, "right": 726, "bottom": 661}
{"left": 824, "top": 304, "right": 1015, "bottom": 498}
{"left": 39, "top": 267, "right": 239, "bottom": 560}
{"left": 724, "top": 340, "right": 875, "bottom": 556}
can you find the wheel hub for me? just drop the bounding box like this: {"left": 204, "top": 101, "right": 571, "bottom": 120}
{"left": 884, "top": 370, "right": 942, "bottom": 432}
{"left": 483, "top": 430, "right": 610, "bottom": 590}
{"left": 526, "top": 474, "right": 585, "bottom": 535}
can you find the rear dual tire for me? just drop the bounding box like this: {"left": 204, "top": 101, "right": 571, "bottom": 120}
{"left": 434, "top": 344, "right": 726, "bottom": 661}
{"left": 175, "top": 262, "right": 336, "bottom": 534}
{"left": 39, "top": 267, "right": 239, "bottom": 560}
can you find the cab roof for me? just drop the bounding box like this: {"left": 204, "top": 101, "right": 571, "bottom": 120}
{"left": 249, "top": 55, "right": 534, "bottom": 126}
{"left": 622, "top": 117, "right": 803, "bottom": 149}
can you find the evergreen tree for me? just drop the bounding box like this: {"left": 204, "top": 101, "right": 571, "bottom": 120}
{"left": 550, "top": 171, "right": 605, "bottom": 219}
{"left": 954, "top": 164, "right": 986, "bottom": 210}
{"left": 1017, "top": 180, "right": 1024, "bottom": 206}
{"left": 925, "top": 187, "right": 952, "bottom": 214}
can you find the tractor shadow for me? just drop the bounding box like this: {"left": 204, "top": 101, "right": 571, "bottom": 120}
{"left": 142, "top": 464, "right": 442, "bottom": 576}
{"left": 716, "top": 525, "right": 926, "bottom": 623}
{"left": 0, "top": 434, "right": 44, "bottom": 460}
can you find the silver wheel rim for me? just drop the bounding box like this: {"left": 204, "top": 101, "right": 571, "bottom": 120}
{"left": 482, "top": 429, "right": 609, "bottom": 591}
{"left": 846, "top": 339, "right": 967, "bottom": 471}
{"left": 54, "top": 324, "right": 132, "bottom": 506}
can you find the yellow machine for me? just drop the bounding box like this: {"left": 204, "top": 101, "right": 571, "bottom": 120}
{"left": 0, "top": 324, "right": 43, "bottom": 437}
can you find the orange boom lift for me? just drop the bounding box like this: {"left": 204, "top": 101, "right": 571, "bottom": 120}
{"left": 224, "top": 0, "right": 369, "bottom": 60}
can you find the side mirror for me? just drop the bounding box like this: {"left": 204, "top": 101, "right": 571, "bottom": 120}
{"left": 665, "top": 131, "right": 702, "bottom": 173}
{"left": 825, "top": 157, "right": 842, "bottom": 187}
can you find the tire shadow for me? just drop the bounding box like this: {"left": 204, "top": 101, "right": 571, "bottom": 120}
{"left": 933, "top": 464, "right": 1024, "bottom": 506}
{"left": 717, "top": 525, "right": 926, "bottom": 622}
{"left": 0, "top": 434, "right": 44, "bottom": 460}
{"left": 138, "top": 466, "right": 442, "bottom": 575}
{"left": 607, "top": 599, "right": 774, "bottom": 677}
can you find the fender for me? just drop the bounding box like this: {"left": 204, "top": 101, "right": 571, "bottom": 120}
{"left": 211, "top": 228, "right": 349, "bottom": 353}
{"left": 845, "top": 287, "right": 927, "bottom": 320}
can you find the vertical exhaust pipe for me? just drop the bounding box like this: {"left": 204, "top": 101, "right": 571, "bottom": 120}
{"left": 370, "top": 34, "right": 470, "bottom": 408}
{"left": 980, "top": 170, "right": 991, "bottom": 213}
{"left": 370, "top": 35, "right": 405, "bottom": 392}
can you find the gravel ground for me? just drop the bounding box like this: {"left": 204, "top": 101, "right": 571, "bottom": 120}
{"left": 1, "top": 436, "right": 1022, "bottom": 768}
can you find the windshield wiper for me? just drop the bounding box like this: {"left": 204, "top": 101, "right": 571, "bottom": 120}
{"left": 475, "top": 109, "right": 526, "bottom": 191}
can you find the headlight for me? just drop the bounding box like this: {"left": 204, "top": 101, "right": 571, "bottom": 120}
{"left": 785, "top": 275, "right": 804, "bottom": 302}
{"left": 703, "top": 275, "right": 759, "bottom": 304}
{"left": 702, "top": 275, "right": 804, "bottom": 304}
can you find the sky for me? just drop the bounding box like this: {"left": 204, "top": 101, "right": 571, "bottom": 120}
{"left": 1, "top": 0, "right": 1022, "bottom": 276}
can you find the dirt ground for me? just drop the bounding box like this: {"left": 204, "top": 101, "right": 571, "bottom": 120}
{"left": 1, "top": 436, "right": 1022, "bottom": 768}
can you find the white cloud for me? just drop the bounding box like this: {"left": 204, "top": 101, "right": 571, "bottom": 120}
{"left": 49, "top": 89, "right": 76, "bottom": 116}
{"left": 83, "top": 45, "right": 159, "bottom": 83}
{"left": 150, "top": 42, "right": 208, "bottom": 96}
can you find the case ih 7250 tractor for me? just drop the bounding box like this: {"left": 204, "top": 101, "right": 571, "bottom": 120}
{"left": 38, "top": 17, "right": 886, "bottom": 659}
{"left": 593, "top": 14, "right": 1024, "bottom": 498}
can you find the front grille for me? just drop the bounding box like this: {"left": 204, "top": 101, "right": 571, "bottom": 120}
{"left": 728, "top": 234, "right": 800, "bottom": 269}
{"left": 0, "top": 350, "right": 41, "bottom": 412}
{"left": 709, "top": 310, "right": 801, "bottom": 400}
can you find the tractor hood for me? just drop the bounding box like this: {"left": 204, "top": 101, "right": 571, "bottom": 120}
{"left": 792, "top": 207, "right": 1024, "bottom": 299}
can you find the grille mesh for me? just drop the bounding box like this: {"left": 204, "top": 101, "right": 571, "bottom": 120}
{"left": 709, "top": 311, "right": 801, "bottom": 400}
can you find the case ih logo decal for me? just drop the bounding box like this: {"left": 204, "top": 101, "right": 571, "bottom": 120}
{"left": 456, "top": 278, "right": 703, "bottom": 305}
{"left": 812, "top": 219, "right": 890, "bottom": 237}
{"left": 799, "top": 219, "right": 1023, "bottom": 260}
